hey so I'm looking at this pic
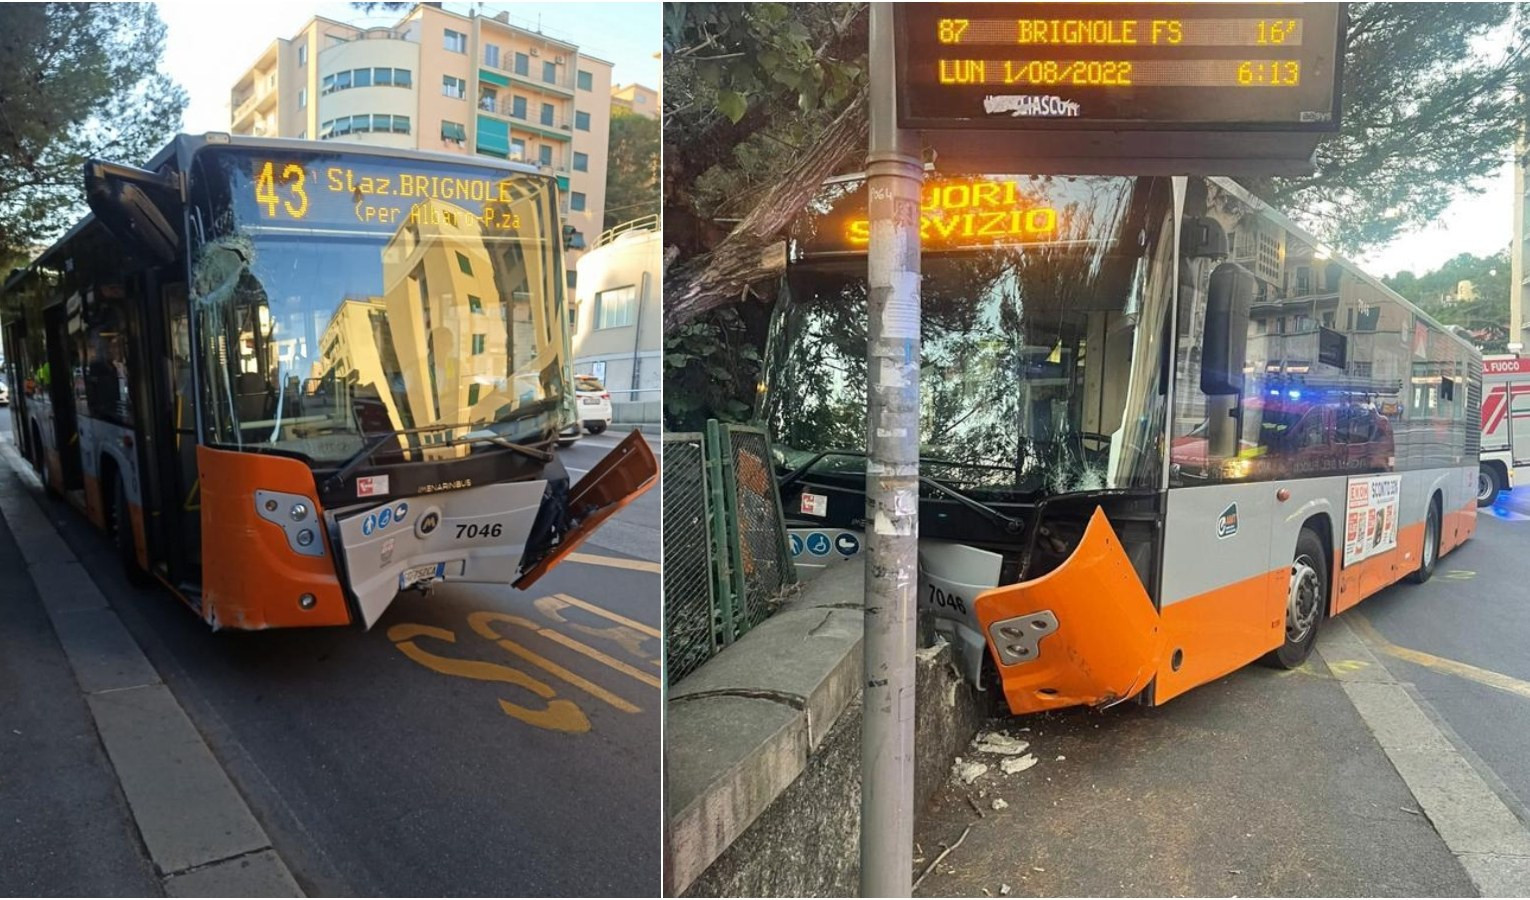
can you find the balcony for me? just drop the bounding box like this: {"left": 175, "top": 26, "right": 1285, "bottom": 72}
{"left": 475, "top": 96, "right": 573, "bottom": 141}
{"left": 478, "top": 58, "right": 575, "bottom": 97}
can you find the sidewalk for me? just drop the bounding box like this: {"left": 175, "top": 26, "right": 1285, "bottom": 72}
{"left": 912, "top": 638, "right": 1478, "bottom": 897}
{"left": 0, "top": 478, "right": 162, "bottom": 896}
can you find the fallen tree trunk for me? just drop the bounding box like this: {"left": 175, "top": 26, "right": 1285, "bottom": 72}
{"left": 663, "top": 90, "right": 869, "bottom": 333}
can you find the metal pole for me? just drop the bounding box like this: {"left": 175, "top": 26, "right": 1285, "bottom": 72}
{"left": 1511, "top": 89, "right": 1527, "bottom": 354}
{"left": 861, "top": 4, "right": 921, "bottom": 896}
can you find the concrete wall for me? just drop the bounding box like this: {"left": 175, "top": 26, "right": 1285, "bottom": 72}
{"left": 666, "top": 562, "right": 992, "bottom": 896}
{"left": 572, "top": 226, "right": 661, "bottom": 422}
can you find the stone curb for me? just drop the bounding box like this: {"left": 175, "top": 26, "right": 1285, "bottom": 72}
{"left": 0, "top": 441, "right": 304, "bottom": 896}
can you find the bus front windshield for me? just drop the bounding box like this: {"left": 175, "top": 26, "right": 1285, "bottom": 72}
{"left": 768, "top": 175, "right": 1175, "bottom": 500}
{"left": 188, "top": 146, "right": 568, "bottom": 465}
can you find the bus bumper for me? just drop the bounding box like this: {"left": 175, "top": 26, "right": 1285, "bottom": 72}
{"left": 974, "top": 508, "right": 1164, "bottom": 715}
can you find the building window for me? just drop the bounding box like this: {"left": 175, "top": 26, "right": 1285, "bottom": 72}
{"left": 510, "top": 137, "right": 526, "bottom": 160}
{"left": 444, "top": 28, "right": 466, "bottom": 53}
{"left": 484, "top": 44, "right": 500, "bottom": 68}
{"left": 577, "top": 70, "right": 593, "bottom": 91}
{"left": 567, "top": 270, "right": 577, "bottom": 291}
{"left": 335, "top": 70, "right": 352, "bottom": 91}
{"left": 298, "top": 88, "right": 306, "bottom": 108}
{"left": 297, "top": 44, "right": 307, "bottom": 66}
{"left": 480, "top": 87, "right": 498, "bottom": 111}
{"left": 467, "top": 383, "right": 481, "bottom": 405}
{"left": 456, "top": 251, "right": 473, "bottom": 275}
{"left": 392, "top": 115, "right": 410, "bottom": 134}
{"left": 441, "top": 120, "right": 466, "bottom": 143}
{"left": 573, "top": 151, "right": 588, "bottom": 172}
{"left": 394, "top": 68, "right": 412, "bottom": 88}
{"left": 514, "top": 52, "right": 529, "bottom": 76}
{"left": 353, "top": 67, "right": 372, "bottom": 88}
{"left": 540, "top": 102, "right": 555, "bottom": 126}
{"left": 511, "top": 95, "right": 527, "bottom": 119}
{"left": 635, "top": 93, "right": 647, "bottom": 105}
{"left": 571, "top": 191, "right": 586, "bottom": 212}
{"left": 374, "top": 67, "right": 393, "bottom": 86}
{"left": 471, "top": 334, "right": 486, "bottom": 354}
{"left": 543, "top": 60, "right": 557, "bottom": 84}
{"left": 594, "top": 286, "right": 636, "bottom": 329}
{"left": 468, "top": 295, "right": 484, "bottom": 314}
{"left": 575, "top": 110, "right": 590, "bottom": 131}
{"left": 352, "top": 114, "right": 372, "bottom": 133}
{"left": 443, "top": 75, "right": 465, "bottom": 99}
{"left": 538, "top": 144, "right": 553, "bottom": 166}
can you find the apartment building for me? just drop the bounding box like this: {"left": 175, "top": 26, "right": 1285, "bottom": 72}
{"left": 229, "top": 3, "right": 614, "bottom": 272}
{"left": 572, "top": 216, "right": 661, "bottom": 424}
{"left": 611, "top": 83, "right": 658, "bottom": 119}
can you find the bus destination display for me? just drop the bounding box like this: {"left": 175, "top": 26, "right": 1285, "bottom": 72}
{"left": 232, "top": 152, "right": 545, "bottom": 234}
{"left": 896, "top": 3, "right": 1343, "bottom": 130}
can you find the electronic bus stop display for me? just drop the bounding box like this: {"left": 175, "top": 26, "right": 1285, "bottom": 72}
{"left": 893, "top": 3, "right": 1345, "bottom": 174}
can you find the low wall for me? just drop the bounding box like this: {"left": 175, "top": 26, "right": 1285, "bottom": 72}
{"left": 665, "top": 563, "right": 991, "bottom": 896}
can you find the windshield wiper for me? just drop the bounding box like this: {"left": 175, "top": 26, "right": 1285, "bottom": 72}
{"left": 779, "top": 448, "right": 1027, "bottom": 534}
{"left": 322, "top": 421, "right": 552, "bottom": 493}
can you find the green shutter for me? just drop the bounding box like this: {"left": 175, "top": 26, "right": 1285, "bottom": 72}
{"left": 476, "top": 114, "right": 509, "bottom": 157}
{"left": 479, "top": 68, "right": 510, "bottom": 87}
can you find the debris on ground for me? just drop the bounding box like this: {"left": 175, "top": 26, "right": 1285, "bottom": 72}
{"left": 1055, "top": 755, "right": 1066, "bottom": 761}
{"left": 953, "top": 757, "right": 989, "bottom": 784}
{"left": 991, "top": 798, "right": 1009, "bottom": 811}
{"left": 972, "top": 732, "right": 1031, "bottom": 756}
{"left": 1000, "top": 884, "right": 1012, "bottom": 895}
{"left": 1000, "top": 753, "right": 1039, "bottom": 775}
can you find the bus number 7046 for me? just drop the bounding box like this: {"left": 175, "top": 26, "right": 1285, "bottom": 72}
{"left": 927, "top": 584, "right": 967, "bottom": 615}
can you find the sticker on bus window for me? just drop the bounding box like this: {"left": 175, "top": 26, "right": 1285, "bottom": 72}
{"left": 1217, "top": 503, "right": 1239, "bottom": 539}
{"left": 800, "top": 492, "right": 828, "bottom": 517}
{"left": 357, "top": 475, "right": 389, "bottom": 497}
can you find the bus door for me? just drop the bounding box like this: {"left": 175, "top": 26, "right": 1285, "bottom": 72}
{"left": 160, "top": 280, "right": 202, "bottom": 581}
{"left": 42, "top": 301, "right": 84, "bottom": 493}
{"left": 2, "top": 320, "right": 26, "bottom": 453}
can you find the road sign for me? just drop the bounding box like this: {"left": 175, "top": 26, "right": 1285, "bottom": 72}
{"left": 805, "top": 532, "right": 832, "bottom": 557}
{"left": 893, "top": 3, "right": 1345, "bottom": 175}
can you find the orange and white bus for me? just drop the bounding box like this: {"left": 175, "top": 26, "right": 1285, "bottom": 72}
{"left": 1479, "top": 354, "right": 1530, "bottom": 504}
{"left": 766, "top": 172, "right": 1479, "bottom": 714}
{"left": 1, "top": 134, "right": 655, "bottom": 630}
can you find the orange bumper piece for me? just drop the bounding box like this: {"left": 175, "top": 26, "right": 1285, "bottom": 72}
{"left": 974, "top": 508, "right": 1164, "bottom": 715}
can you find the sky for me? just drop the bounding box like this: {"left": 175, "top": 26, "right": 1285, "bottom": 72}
{"left": 155, "top": 0, "right": 660, "bottom": 132}
{"left": 1355, "top": 160, "right": 1515, "bottom": 278}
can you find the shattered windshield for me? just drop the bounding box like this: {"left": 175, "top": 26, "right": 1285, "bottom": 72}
{"left": 187, "top": 146, "right": 569, "bottom": 464}
{"left": 767, "top": 175, "right": 1176, "bottom": 500}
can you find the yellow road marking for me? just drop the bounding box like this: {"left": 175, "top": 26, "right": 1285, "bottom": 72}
{"left": 551, "top": 592, "right": 661, "bottom": 639}
{"left": 1351, "top": 614, "right": 1530, "bottom": 703}
{"left": 534, "top": 595, "right": 660, "bottom": 666}
{"left": 386, "top": 623, "right": 591, "bottom": 732}
{"left": 566, "top": 551, "right": 660, "bottom": 575}
{"left": 466, "top": 612, "right": 646, "bottom": 710}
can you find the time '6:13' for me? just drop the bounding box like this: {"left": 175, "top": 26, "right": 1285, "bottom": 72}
{"left": 1237, "top": 61, "right": 1300, "bottom": 86}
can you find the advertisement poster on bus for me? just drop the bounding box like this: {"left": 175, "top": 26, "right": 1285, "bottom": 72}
{"left": 1344, "top": 474, "right": 1402, "bottom": 566}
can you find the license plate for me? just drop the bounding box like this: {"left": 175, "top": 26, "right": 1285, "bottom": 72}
{"left": 399, "top": 562, "right": 446, "bottom": 589}
{"left": 580, "top": 397, "right": 598, "bottom": 405}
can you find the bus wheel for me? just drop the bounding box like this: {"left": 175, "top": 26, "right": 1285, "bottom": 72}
{"left": 1407, "top": 499, "right": 1441, "bottom": 585}
{"left": 112, "top": 479, "right": 150, "bottom": 587}
{"left": 1268, "top": 528, "right": 1326, "bottom": 669}
{"left": 1477, "top": 465, "right": 1503, "bottom": 507}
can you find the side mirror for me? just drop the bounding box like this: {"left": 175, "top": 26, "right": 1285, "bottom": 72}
{"left": 1200, "top": 261, "right": 1255, "bottom": 396}
{"left": 84, "top": 160, "right": 181, "bottom": 265}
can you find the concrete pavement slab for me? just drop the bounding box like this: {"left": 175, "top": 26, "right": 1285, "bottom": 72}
{"left": 31, "top": 560, "right": 112, "bottom": 615}
{"left": 163, "top": 850, "right": 304, "bottom": 898}
{"left": 52, "top": 607, "right": 163, "bottom": 694}
{"left": 86, "top": 683, "right": 274, "bottom": 876}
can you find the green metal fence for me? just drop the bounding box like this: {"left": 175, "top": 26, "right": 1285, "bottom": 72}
{"left": 663, "top": 422, "right": 796, "bottom": 684}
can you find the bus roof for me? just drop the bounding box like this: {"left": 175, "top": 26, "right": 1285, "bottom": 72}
{"left": 3, "top": 132, "right": 550, "bottom": 296}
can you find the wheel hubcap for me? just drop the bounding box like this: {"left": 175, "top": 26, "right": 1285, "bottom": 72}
{"left": 1287, "top": 555, "right": 1321, "bottom": 644}
{"left": 1479, "top": 472, "right": 1494, "bottom": 503}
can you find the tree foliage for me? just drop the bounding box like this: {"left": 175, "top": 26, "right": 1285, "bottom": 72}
{"left": 0, "top": 3, "right": 187, "bottom": 260}
{"left": 1265, "top": 3, "right": 1529, "bottom": 251}
{"left": 604, "top": 108, "right": 661, "bottom": 231}
{"left": 1383, "top": 249, "right": 1513, "bottom": 352}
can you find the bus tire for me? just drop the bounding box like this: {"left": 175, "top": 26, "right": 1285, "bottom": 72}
{"left": 1267, "top": 528, "right": 1326, "bottom": 669}
{"left": 1477, "top": 464, "right": 1503, "bottom": 507}
{"left": 1407, "top": 498, "right": 1441, "bottom": 585}
{"left": 112, "top": 478, "right": 150, "bottom": 587}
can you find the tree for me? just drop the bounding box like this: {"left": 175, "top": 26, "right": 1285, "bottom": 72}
{"left": 0, "top": 3, "right": 187, "bottom": 261}
{"left": 1383, "top": 248, "right": 1512, "bottom": 351}
{"left": 1263, "top": 3, "right": 1529, "bottom": 252}
{"left": 603, "top": 108, "right": 660, "bottom": 231}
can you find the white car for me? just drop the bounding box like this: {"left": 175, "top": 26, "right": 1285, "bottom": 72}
{"left": 575, "top": 375, "right": 613, "bottom": 435}
{"left": 0, "top": 378, "right": 9, "bottom": 406}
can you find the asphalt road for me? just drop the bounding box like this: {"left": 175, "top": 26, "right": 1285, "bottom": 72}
{"left": 1358, "top": 487, "right": 1530, "bottom": 828}
{"left": 0, "top": 415, "right": 661, "bottom": 896}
